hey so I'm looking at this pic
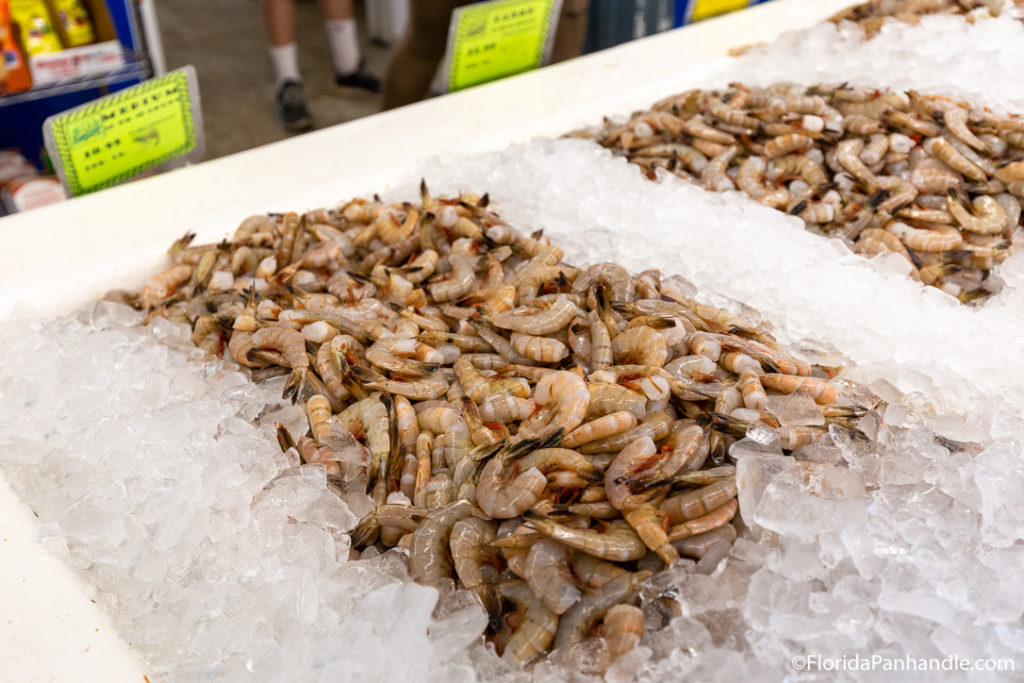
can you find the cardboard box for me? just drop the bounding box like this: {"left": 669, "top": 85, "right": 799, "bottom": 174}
{"left": 27, "top": 0, "right": 124, "bottom": 84}
{"left": 29, "top": 38, "right": 122, "bottom": 82}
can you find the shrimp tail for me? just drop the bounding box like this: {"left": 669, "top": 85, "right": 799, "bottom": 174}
{"left": 702, "top": 411, "right": 749, "bottom": 438}
{"left": 471, "top": 440, "right": 506, "bottom": 463}
{"left": 246, "top": 348, "right": 284, "bottom": 366}
{"left": 506, "top": 429, "right": 565, "bottom": 461}
{"left": 755, "top": 354, "right": 781, "bottom": 373}
{"left": 282, "top": 367, "right": 306, "bottom": 404}
{"left": 959, "top": 287, "right": 992, "bottom": 304}
{"left": 521, "top": 509, "right": 545, "bottom": 523}
{"left": 383, "top": 393, "right": 402, "bottom": 485}
{"left": 276, "top": 424, "right": 295, "bottom": 452}
{"left": 350, "top": 363, "right": 384, "bottom": 385}
{"left": 938, "top": 249, "right": 975, "bottom": 266}
{"left": 482, "top": 592, "right": 503, "bottom": 634}
{"left": 593, "top": 282, "right": 611, "bottom": 315}
{"left": 351, "top": 512, "right": 380, "bottom": 548}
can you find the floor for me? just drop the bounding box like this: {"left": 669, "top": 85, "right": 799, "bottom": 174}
{"left": 156, "top": 0, "right": 391, "bottom": 160}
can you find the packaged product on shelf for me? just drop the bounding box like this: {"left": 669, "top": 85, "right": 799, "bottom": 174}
{"left": 9, "top": 0, "right": 62, "bottom": 55}
{"left": 0, "top": 172, "right": 65, "bottom": 212}
{"left": 49, "top": 0, "right": 93, "bottom": 47}
{"left": 0, "top": 0, "right": 33, "bottom": 92}
{"left": 0, "top": 149, "right": 37, "bottom": 184}
{"left": 0, "top": 148, "right": 66, "bottom": 213}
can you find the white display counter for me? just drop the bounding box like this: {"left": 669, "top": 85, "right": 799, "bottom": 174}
{"left": 0, "top": 1, "right": 854, "bottom": 679}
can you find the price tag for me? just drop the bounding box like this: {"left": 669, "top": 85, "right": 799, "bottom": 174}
{"left": 43, "top": 66, "right": 204, "bottom": 197}
{"left": 690, "top": 0, "right": 751, "bottom": 23}
{"left": 446, "top": 0, "right": 561, "bottom": 92}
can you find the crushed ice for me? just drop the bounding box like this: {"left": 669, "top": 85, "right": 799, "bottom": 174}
{"left": 714, "top": 12, "right": 1024, "bottom": 116}
{"left": 0, "top": 303, "right": 493, "bottom": 682}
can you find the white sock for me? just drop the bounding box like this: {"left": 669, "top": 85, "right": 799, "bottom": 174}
{"left": 269, "top": 43, "right": 301, "bottom": 88}
{"left": 325, "top": 18, "right": 360, "bottom": 76}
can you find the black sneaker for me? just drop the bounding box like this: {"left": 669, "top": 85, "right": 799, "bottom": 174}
{"left": 335, "top": 60, "right": 380, "bottom": 94}
{"left": 275, "top": 80, "right": 313, "bottom": 132}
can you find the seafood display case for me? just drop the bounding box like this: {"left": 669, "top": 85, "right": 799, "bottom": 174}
{"left": 3, "top": 0, "right": 1024, "bottom": 681}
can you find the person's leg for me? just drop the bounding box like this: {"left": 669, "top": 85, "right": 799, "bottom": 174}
{"left": 550, "top": 0, "right": 589, "bottom": 64}
{"left": 264, "top": 0, "right": 300, "bottom": 85}
{"left": 319, "top": 0, "right": 379, "bottom": 91}
{"left": 381, "top": 0, "right": 465, "bottom": 110}
{"left": 263, "top": 0, "right": 311, "bottom": 131}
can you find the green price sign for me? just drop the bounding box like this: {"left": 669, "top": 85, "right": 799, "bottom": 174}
{"left": 447, "top": 0, "right": 559, "bottom": 92}
{"left": 44, "top": 66, "right": 204, "bottom": 197}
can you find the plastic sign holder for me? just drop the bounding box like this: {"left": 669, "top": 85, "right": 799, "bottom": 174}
{"left": 444, "top": 0, "right": 562, "bottom": 92}
{"left": 43, "top": 65, "right": 204, "bottom": 197}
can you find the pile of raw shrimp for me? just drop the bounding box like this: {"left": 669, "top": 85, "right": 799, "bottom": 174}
{"left": 125, "top": 187, "right": 885, "bottom": 670}
{"left": 827, "top": 0, "right": 1024, "bottom": 38}
{"left": 579, "top": 83, "right": 1024, "bottom": 303}
{"left": 728, "top": 0, "right": 1024, "bottom": 55}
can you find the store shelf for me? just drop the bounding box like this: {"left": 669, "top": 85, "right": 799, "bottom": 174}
{"left": 0, "top": 0, "right": 156, "bottom": 166}
{"left": 0, "top": 60, "right": 148, "bottom": 108}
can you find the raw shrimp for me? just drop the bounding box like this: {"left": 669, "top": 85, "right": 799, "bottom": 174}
{"left": 623, "top": 503, "right": 678, "bottom": 564}
{"left": 497, "top": 580, "right": 559, "bottom": 663}
{"left": 580, "top": 412, "right": 673, "bottom": 455}
{"left": 570, "top": 553, "right": 628, "bottom": 589}
{"left": 561, "top": 411, "right": 638, "bottom": 449}
{"left": 409, "top": 499, "right": 472, "bottom": 586}
{"left": 477, "top": 454, "right": 548, "bottom": 519}
{"left": 523, "top": 512, "right": 647, "bottom": 562}
{"left": 587, "top": 383, "right": 646, "bottom": 420}
{"left": 604, "top": 436, "right": 661, "bottom": 510}
{"left": 429, "top": 254, "right": 476, "bottom": 302}
{"left": 518, "top": 371, "right": 590, "bottom": 440}
{"left": 603, "top": 604, "right": 645, "bottom": 659}
{"left": 334, "top": 397, "right": 390, "bottom": 492}
{"left": 947, "top": 191, "right": 1009, "bottom": 235}
{"left": 250, "top": 326, "right": 309, "bottom": 400}
{"left": 453, "top": 356, "right": 531, "bottom": 403}
{"left": 572, "top": 262, "right": 635, "bottom": 303}
{"left": 306, "top": 394, "right": 332, "bottom": 443}
{"left": 837, "top": 138, "right": 878, "bottom": 190}
{"left": 672, "top": 524, "right": 737, "bottom": 559}
{"left": 488, "top": 297, "right": 577, "bottom": 335}
{"left": 700, "top": 146, "right": 739, "bottom": 192}
{"left": 611, "top": 326, "right": 668, "bottom": 367}
{"left": 552, "top": 570, "right": 651, "bottom": 650}
{"left": 923, "top": 136, "right": 987, "bottom": 183}
{"left": 765, "top": 133, "right": 813, "bottom": 158}
{"left": 760, "top": 373, "right": 837, "bottom": 404}
{"left": 666, "top": 499, "right": 738, "bottom": 541}
{"left": 886, "top": 220, "right": 964, "bottom": 252}
{"left": 366, "top": 336, "right": 444, "bottom": 376}
{"left": 510, "top": 332, "right": 570, "bottom": 363}
{"left": 524, "top": 538, "right": 582, "bottom": 615}
{"left": 450, "top": 517, "right": 501, "bottom": 629}
{"left": 660, "top": 478, "right": 738, "bottom": 525}
{"left": 140, "top": 263, "right": 192, "bottom": 309}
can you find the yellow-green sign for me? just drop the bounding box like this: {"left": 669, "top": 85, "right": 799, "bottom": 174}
{"left": 447, "top": 0, "right": 558, "bottom": 92}
{"left": 44, "top": 67, "right": 202, "bottom": 196}
{"left": 691, "top": 0, "right": 751, "bottom": 22}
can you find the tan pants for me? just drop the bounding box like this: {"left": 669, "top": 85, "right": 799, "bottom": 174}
{"left": 382, "top": 0, "right": 590, "bottom": 110}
